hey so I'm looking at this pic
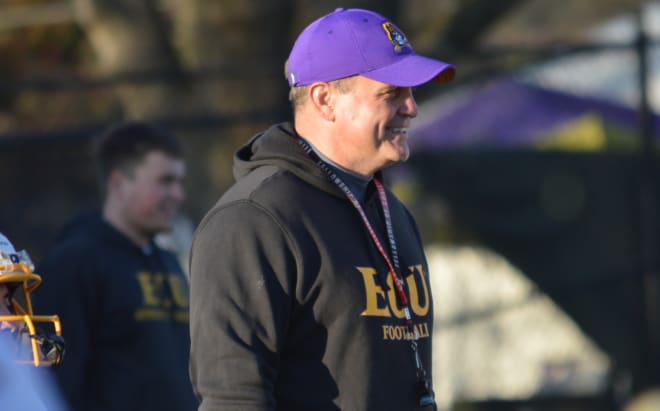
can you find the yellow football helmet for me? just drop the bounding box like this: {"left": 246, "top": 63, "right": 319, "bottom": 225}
{"left": 0, "top": 232, "right": 64, "bottom": 367}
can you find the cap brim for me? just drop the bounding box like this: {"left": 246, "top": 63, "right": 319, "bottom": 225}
{"left": 362, "top": 54, "right": 456, "bottom": 87}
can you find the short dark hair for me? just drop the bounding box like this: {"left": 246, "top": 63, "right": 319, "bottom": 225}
{"left": 94, "top": 120, "right": 183, "bottom": 188}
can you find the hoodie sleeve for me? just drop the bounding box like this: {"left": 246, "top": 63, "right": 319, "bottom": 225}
{"left": 35, "top": 242, "right": 96, "bottom": 411}
{"left": 189, "top": 200, "right": 297, "bottom": 411}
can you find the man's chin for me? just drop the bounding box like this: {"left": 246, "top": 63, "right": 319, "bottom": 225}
{"left": 384, "top": 140, "right": 410, "bottom": 161}
{"left": 393, "top": 145, "right": 410, "bottom": 162}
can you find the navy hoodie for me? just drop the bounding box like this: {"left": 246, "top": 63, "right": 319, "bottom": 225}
{"left": 36, "top": 212, "right": 198, "bottom": 411}
{"left": 190, "top": 122, "right": 435, "bottom": 410}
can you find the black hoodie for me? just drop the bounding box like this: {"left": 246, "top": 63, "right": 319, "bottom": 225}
{"left": 190, "top": 122, "right": 435, "bottom": 411}
{"left": 36, "top": 212, "right": 198, "bottom": 411}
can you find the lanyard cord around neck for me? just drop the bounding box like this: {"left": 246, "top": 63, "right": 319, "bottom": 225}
{"left": 296, "top": 138, "right": 435, "bottom": 395}
{"left": 297, "top": 138, "right": 436, "bottom": 406}
{"left": 296, "top": 139, "right": 411, "bottom": 314}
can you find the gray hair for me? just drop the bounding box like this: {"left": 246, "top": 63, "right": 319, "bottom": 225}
{"left": 288, "top": 77, "right": 355, "bottom": 111}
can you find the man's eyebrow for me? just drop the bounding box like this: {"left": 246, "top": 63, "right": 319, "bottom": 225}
{"left": 377, "top": 85, "right": 400, "bottom": 95}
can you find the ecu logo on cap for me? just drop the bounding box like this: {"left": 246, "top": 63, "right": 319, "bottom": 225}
{"left": 382, "top": 22, "right": 412, "bottom": 53}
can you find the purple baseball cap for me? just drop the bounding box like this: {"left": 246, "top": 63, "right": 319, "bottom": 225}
{"left": 285, "top": 8, "right": 456, "bottom": 88}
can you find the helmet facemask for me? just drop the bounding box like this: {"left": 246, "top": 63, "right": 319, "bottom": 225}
{"left": 0, "top": 244, "right": 65, "bottom": 367}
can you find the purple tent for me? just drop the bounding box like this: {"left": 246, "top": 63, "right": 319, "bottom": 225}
{"left": 409, "top": 78, "right": 660, "bottom": 150}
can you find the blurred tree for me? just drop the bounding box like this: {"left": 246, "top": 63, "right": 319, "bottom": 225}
{"left": 71, "top": 0, "right": 199, "bottom": 118}
{"left": 0, "top": 0, "right": 652, "bottom": 267}
{"left": 170, "top": 0, "right": 292, "bottom": 116}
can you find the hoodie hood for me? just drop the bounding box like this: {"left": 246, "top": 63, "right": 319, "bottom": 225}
{"left": 233, "top": 122, "right": 346, "bottom": 199}
{"left": 54, "top": 211, "right": 152, "bottom": 256}
{"left": 55, "top": 211, "right": 105, "bottom": 241}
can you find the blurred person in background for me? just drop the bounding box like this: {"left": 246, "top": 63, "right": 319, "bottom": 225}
{"left": 189, "top": 8, "right": 455, "bottom": 411}
{"left": 36, "top": 121, "right": 198, "bottom": 411}
{"left": 0, "top": 231, "right": 68, "bottom": 411}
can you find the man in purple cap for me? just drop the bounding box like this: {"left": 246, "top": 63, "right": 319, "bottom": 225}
{"left": 189, "top": 8, "right": 455, "bottom": 411}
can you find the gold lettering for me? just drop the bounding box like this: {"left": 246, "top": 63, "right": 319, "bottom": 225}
{"left": 393, "top": 326, "right": 404, "bottom": 340}
{"left": 358, "top": 265, "right": 432, "bottom": 319}
{"left": 357, "top": 267, "right": 391, "bottom": 317}
{"left": 385, "top": 275, "right": 406, "bottom": 319}
{"left": 167, "top": 275, "right": 189, "bottom": 307}
{"left": 380, "top": 322, "right": 432, "bottom": 341}
{"left": 136, "top": 272, "right": 163, "bottom": 306}
{"left": 382, "top": 325, "right": 393, "bottom": 340}
{"left": 407, "top": 265, "right": 431, "bottom": 316}
{"left": 412, "top": 323, "right": 431, "bottom": 339}
{"left": 134, "top": 308, "right": 169, "bottom": 321}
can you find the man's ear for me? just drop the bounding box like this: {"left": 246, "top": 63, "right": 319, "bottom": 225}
{"left": 308, "top": 82, "right": 335, "bottom": 121}
{"left": 107, "top": 169, "right": 126, "bottom": 197}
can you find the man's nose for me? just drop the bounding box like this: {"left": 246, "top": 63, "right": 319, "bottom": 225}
{"left": 400, "top": 89, "right": 418, "bottom": 118}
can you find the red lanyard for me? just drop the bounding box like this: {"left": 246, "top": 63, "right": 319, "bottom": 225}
{"left": 296, "top": 139, "right": 413, "bottom": 322}
{"left": 297, "top": 137, "right": 436, "bottom": 407}
{"left": 353, "top": 178, "right": 413, "bottom": 322}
